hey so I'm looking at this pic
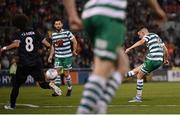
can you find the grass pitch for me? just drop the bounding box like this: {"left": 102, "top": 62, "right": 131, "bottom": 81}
{"left": 0, "top": 82, "right": 180, "bottom": 114}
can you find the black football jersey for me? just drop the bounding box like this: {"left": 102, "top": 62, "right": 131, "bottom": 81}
{"left": 13, "top": 28, "right": 44, "bottom": 66}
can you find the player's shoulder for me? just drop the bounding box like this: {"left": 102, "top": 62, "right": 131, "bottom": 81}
{"left": 51, "top": 30, "right": 58, "bottom": 36}
{"left": 143, "top": 34, "right": 150, "bottom": 40}
{"left": 26, "top": 27, "right": 34, "bottom": 31}
{"left": 19, "top": 27, "right": 37, "bottom": 35}
{"left": 13, "top": 28, "right": 33, "bottom": 37}
{"left": 146, "top": 33, "right": 158, "bottom": 37}
{"left": 62, "top": 29, "right": 74, "bottom": 38}
{"left": 62, "top": 29, "right": 72, "bottom": 34}
{"left": 144, "top": 33, "right": 159, "bottom": 39}
{"left": 51, "top": 30, "right": 61, "bottom": 38}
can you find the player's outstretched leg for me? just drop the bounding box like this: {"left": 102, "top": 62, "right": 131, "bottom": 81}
{"left": 49, "top": 82, "right": 62, "bottom": 96}
{"left": 39, "top": 81, "right": 62, "bottom": 96}
{"left": 52, "top": 76, "right": 62, "bottom": 96}
{"left": 95, "top": 71, "right": 122, "bottom": 114}
{"left": 126, "top": 70, "right": 135, "bottom": 77}
{"left": 126, "top": 65, "right": 141, "bottom": 78}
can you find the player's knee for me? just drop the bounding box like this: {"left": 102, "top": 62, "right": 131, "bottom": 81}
{"left": 64, "top": 70, "right": 69, "bottom": 77}
{"left": 39, "top": 82, "right": 50, "bottom": 89}
{"left": 137, "top": 71, "right": 145, "bottom": 79}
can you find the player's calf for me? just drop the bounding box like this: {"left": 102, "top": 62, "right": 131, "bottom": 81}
{"left": 51, "top": 76, "right": 62, "bottom": 96}
{"left": 95, "top": 71, "right": 122, "bottom": 114}
{"left": 66, "top": 88, "right": 72, "bottom": 96}
{"left": 65, "top": 73, "right": 73, "bottom": 96}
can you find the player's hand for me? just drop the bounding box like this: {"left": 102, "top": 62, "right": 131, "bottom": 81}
{"left": 0, "top": 46, "right": 6, "bottom": 52}
{"left": 48, "top": 57, "right": 52, "bottom": 63}
{"left": 69, "top": 16, "right": 83, "bottom": 31}
{"left": 125, "top": 48, "right": 131, "bottom": 54}
{"left": 163, "top": 59, "right": 169, "bottom": 65}
{"left": 73, "top": 50, "right": 78, "bottom": 56}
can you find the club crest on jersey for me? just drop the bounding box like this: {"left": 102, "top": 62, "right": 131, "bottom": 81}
{"left": 67, "top": 64, "right": 72, "bottom": 68}
{"left": 55, "top": 40, "right": 64, "bottom": 47}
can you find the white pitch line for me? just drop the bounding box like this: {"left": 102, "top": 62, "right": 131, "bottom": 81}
{"left": 0, "top": 103, "right": 39, "bottom": 108}
{"left": 43, "top": 105, "right": 77, "bottom": 108}
{"left": 156, "top": 105, "right": 179, "bottom": 107}
{"left": 109, "top": 105, "right": 149, "bottom": 107}
{"left": 43, "top": 104, "right": 180, "bottom": 108}
{"left": 109, "top": 104, "right": 180, "bottom": 107}
{"left": 16, "top": 104, "right": 39, "bottom": 108}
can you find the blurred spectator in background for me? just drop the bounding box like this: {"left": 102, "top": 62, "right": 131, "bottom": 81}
{"left": 1, "top": 55, "right": 10, "bottom": 69}
{"left": 174, "top": 55, "right": 180, "bottom": 67}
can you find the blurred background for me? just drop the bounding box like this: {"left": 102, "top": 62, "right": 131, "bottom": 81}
{"left": 0, "top": 0, "right": 179, "bottom": 84}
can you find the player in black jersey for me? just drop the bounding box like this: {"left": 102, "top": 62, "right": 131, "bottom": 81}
{"left": 0, "top": 14, "right": 62, "bottom": 110}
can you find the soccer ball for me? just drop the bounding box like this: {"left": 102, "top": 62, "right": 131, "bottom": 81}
{"left": 46, "top": 69, "right": 58, "bottom": 80}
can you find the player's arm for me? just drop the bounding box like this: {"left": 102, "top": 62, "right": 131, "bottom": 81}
{"left": 125, "top": 39, "right": 145, "bottom": 53}
{"left": 1, "top": 40, "right": 20, "bottom": 52}
{"left": 48, "top": 45, "right": 54, "bottom": 63}
{"left": 71, "top": 36, "right": 78, "bottom": 55}
{"left": 42, "top": 38, "right": 51, "bottom": 48}
{"left": 63, "top": 0, "right": 77, "bottom": 18}
{"left": 162, "top": 44, "right": 169, "bottom": 65}
{"left": 63, "top": 0, "right": 83, "bottom": 31}
{"left": 148, "top": 0, "right": 167, "bottom": 21}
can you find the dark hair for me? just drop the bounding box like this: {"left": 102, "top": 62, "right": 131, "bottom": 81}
{"left": 52, "top": 18, "right": 62, "bottom": 29}
{"left": 12, "top": 14, "right": 28, "bottom": 30}
{"left": 136, "top": 25, "right": 145, "bottom": 31}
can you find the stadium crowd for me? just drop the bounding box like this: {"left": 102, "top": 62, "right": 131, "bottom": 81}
{"left": 0, "top": 0, "right": 179, "bottom": 70}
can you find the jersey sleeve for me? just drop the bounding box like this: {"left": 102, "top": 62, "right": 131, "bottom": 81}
{"left": 143, "top": 36, "right": 149, "bottom": 42}
{"left": 158, "top": 36, "right": 165, "bottom": 47}
{"left": 68, "top": 31, "right": 75, "bottom": 40}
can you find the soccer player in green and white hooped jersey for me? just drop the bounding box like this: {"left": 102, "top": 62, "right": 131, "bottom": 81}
{"left": 125, "top": 27, "right": 169, "bottom": 102}
{"left": 63, "top": 0, "right": 167, "bottom": 114}
{"left": 48, "top": 18, "right": 77, "bottom": 96}
{"left": 79, "top": 0, "right": 129, "bottom": 113}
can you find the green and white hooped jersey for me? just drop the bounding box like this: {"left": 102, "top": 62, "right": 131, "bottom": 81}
{"left": 51, "top": 29, "right": 74, "bottom": 58}
{"left": 143, "top": 33, "right": 164, "bottom": 61}
{"left": 82, "top": 0, "right": 127, "bottom": 20}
